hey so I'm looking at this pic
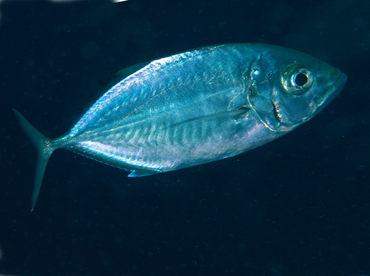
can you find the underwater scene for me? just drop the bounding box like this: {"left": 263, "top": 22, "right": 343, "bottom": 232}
{"left": 0, "top": 1, "right": 369, "bottom": 275}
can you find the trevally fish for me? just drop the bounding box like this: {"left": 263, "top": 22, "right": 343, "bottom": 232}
{"left": 13, "top": 43, "right": 347, "bottom": 211}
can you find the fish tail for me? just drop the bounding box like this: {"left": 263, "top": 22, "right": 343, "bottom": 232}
{"left": 13, "top": 109, "right": 55, "bottom": 211}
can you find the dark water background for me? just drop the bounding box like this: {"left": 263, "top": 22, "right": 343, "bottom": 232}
{"left": 1, "top": 0, "right": 369, "bottom": 275}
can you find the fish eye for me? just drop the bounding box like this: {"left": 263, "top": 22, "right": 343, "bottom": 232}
{"left": 282, "top": 65, "right": 313, "bottom": 95}
{"left": 293, "top": 72, "right": 309, "bottom": 86}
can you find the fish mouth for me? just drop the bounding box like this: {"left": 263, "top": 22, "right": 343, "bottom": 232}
{"left": 315, "top": 71, "right": 347, "bottom": 112}
{"left": 318, "top": 71, "right": 347, "bottom": 108}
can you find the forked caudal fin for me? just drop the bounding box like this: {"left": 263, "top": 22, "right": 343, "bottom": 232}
{"left": 13, "top": 109, "right": 56, "bottom": 211}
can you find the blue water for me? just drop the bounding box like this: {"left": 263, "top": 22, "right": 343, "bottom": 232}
{"left": 0, "top": 1, "right": 369, "bottom": 275}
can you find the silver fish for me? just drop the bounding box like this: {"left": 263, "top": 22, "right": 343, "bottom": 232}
{"left": 13, "top": 43, "right": 347, "bottom": 211}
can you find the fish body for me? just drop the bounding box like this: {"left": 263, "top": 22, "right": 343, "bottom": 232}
{"left": 13, "top": 43, "right": 347, "bottom": 210}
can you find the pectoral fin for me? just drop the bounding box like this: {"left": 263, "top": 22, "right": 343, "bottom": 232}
{"left": 172, "top": 107, "right": 250, "bottom": 128}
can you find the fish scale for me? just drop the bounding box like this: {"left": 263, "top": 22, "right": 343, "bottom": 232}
{"left": 13, "top": 43, "right": 347, "bottom": 210}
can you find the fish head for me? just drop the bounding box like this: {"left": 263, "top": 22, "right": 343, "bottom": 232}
{"left": 246, "top": 45, "right": 347, "bottom": 132}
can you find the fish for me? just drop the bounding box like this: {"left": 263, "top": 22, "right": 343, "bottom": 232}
{"left": 13, "top": 43, "right": 347, "bottom": 211}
